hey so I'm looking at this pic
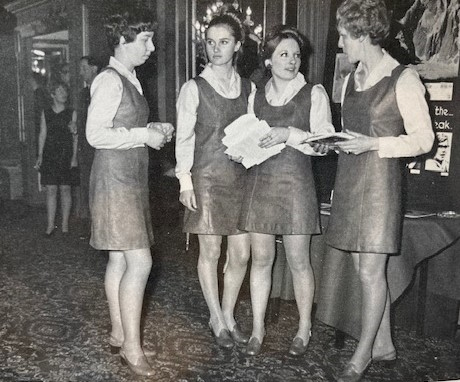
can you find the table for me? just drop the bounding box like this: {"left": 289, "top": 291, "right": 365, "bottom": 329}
{"left": 270, "top": 213, "right": 460, "bottom": 339}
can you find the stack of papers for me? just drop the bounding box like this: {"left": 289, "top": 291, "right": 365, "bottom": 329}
{"left": 222, "top": 114, "right": 285, "bottom": 169}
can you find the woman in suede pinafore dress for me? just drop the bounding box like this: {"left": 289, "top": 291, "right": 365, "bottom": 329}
{"left": 239, "top": 26, "right": 335, "bottom": 357}
{"left": 327, "top": 1, "right": 434, "bottom": 381}
{"left": 175, "top": 14, "right": 255, "bottom": 349}
{"left": 86, "top": 10, "right": 173, "bottom": 377}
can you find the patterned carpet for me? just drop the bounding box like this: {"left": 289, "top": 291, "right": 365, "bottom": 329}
{"left": 0, "top": 191, "right": 459, "bottom": 382}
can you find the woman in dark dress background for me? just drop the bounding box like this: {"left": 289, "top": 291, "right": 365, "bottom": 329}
{"left": 36, "top": 82, "right": 77, "bottom": 236}
{"left": 326, "top": 1, "right": 434, "bottom": 380}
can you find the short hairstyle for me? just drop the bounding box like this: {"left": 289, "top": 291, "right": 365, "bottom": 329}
{"left": 336, "top": 0, "right": 390, "bottom": 46}
{"left": 104, "top": 9, "right": 156, "bottom": 50}
{"left": 80, "top": 55, "right": 102, "bottom": 72}
{"left": 261, "top": 25, "right": 306, "bottom": 63}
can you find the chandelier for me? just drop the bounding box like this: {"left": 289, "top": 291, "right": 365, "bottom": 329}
{"left": 193, "top": 1, "right": 263, "bottom": 42}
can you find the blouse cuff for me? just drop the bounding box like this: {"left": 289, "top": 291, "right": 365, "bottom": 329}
{"left": 178, "top": 174, "right": 193, "bottom": 193}
{"left": 286, "top": 126, "right": 309, "bottom": 146}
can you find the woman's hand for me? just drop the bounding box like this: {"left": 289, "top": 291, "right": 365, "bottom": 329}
{"left": 145, "top": 127, "right": 167, "bottom": 150}
{"left": 310, "top": 142, "right": 333, "bottom": 155}
{"left": 35, "top": 156, "right": 42, "bottom": 170}
{"left": 336, "top": 130, "right": 379, "bottom": 155}
{"left": 179, "top": 189, "right": 197, "bottom": 212}
{"left": 68, "top": 120, "right": 77, "bottom": 135}
{"left": 227, "top": 155, "right": 244, "bottom": 163}
{"left": 259, "top": 127, "right": 290, "bottom": 149}
{"left": 148, "top": 122, "right": 175, "bottom": 143}
{"left": 70, "top": 156, "right": 78, "bottom": 168}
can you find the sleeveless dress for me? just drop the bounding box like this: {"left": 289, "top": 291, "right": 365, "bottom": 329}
{"left": 89, "top": 68, "right": 154, "bottom": 250}
{"left": 238, "top": 84, "right": 320, "bottom": 235}
{"left": 183, "top": 77, "right": 251, "bottom": 235}
{"left": 326, "top": 66, "right": 406, "bottom": 254}
{"left": 40, "top": 107, "right": 77, "bottom": 186}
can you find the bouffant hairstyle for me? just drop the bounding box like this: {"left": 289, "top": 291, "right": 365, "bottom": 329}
{"left": 206, "top": 12, "right": 245, "bottom": 65}
{"left": 207, "top": 13, "right": 245, "bottom": 44}
{"left": 336, "top": 0, "right": 390, "bottom": 46}
{"left": 261, "top": 25, "right": 306, "bottom": 63}
{"left": 104, "top": 9, "right": 156, "bottom": 50}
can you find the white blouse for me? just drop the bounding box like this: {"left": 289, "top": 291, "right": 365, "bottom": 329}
{"left": 86, "top": 56, "right": 149, "bottom": 150}
{"left": 175, "top": 64, "right": 256, "bottom": 192}
{"left": 341, "top": 50, "right": 434, "bottom": 158}
{"left": 251, "top": 72, "right": 335, "bottom": 155}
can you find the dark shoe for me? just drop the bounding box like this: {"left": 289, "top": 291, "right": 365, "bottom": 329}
{"left": 109, "top": 336, "right": 122, "bottom": 355}
{"left": 245, "top": 337, "right": 263, "bottom": 356}
{"left": 337, "top": 359, "right": 371, "bottom": 382}
{"left": 119, "top": 349, "right": 155, "bottom": 376}
{"left": 229, "top": 324, "right": 249, "bottom": 345}
{"left": 209, "top": 323, "right": 234, "bottom": 349}
{"left": 288, "top": 332, "right": 311, "bottom": 356}
{"left": 373, "top": 350, "right": 397, "bottom": 367}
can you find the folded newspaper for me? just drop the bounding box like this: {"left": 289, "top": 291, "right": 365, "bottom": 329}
{"left": 222, "top": 114, "right": 285, "bottom": 169}
{"left": 300, "top": 131, "right": 354, "bottom": 148}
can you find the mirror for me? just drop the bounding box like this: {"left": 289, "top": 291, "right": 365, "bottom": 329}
{"left": 31, "top": 30, "right": 69, "bottom": 88}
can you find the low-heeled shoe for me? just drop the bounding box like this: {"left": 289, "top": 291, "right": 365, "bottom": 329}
{"left": 373, "top": 349, "right": 396, "bottom": 362}
{"left": 337, "top": 359, "right": 371, "bottom": 382}
{"left": 245, "top": 337, "right": 263, "bottom": 356}
{"left": 109, "top": 336, "right": 122, "bottom": 354}
{"left": 229, "top": 324, "right": 249, "bottom": 345}
{"left": 288, "top": 336, "right": 309, "bottom": 356}
{"left": 119, "top": 349, "right": 155, "bottom": 377}
{"left": 209, "top": 323, "right": 234, "bottom": 349}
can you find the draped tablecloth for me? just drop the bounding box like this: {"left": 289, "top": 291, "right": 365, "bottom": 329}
{"left": 271, "top": 214, "right": 460, "bottom": 339}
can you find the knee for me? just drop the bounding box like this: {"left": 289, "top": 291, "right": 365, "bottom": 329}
{"left": 227, "top": 247, "right": 250, "bottom": 267}
{"left": 251, "top": 251, "right": 275, "bottom": 269}
{"left": 198, "top": 237, "right": 222, "bottom": 263}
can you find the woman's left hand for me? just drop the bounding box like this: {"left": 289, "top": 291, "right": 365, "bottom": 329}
{"left": 336, "top": 130, "right": 379, "bottom": 155}
{"left": 259, "top": 127, "right": 289, "bottom": 149}
{"left": 147, "top": 122, "right": 175, "bottom": 143}
{"left": 68, "top": 120, "right": 77, "bottom": 135}
{"left": 71, "top": 156, "right": 78, "bottom": 168}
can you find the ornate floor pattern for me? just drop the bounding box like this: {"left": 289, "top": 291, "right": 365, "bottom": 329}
{"left": 0, "top": 197, "right": 459, "bottom": 382}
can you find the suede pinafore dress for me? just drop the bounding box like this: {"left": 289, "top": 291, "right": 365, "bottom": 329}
{"left": 89, "top": 68, "right": 154, "bottom": 250}
{"left": 183, "top": 76, "right": 251, "bottom": 235}
{"left": 326, "top": 66, "right": 406, "bottom": 254}
{"left": 238, "top": 84, "right": 320, "bottom": 235}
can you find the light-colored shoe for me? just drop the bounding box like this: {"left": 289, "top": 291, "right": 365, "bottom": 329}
{"left": 119, "top": 349, "right": 155, "bottom": 377}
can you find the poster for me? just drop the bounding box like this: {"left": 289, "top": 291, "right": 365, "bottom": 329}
{"left": 389, "top": 0, "right": 460, "bottom": 80}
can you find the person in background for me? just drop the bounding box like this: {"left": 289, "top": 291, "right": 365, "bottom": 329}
{"left": 86, "top": 9, "right": 174, "bottom": 376}
{"left": 175, "top": 13, "right": 254, "bottom": 350}
{"left": 76, "top": 55, "right": 101, "bottom": 239}
{"left": 326, "top": 1, "right": 434, "bottom": 380}
{"left": 238, "top": 25, "right": 335, "bottom": 356}
{"left": 35, "top": 82, "right": 78, "bottom": 236}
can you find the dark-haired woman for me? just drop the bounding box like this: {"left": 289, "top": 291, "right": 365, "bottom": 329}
{"left": 86, "top": 10, "right": 173, "bottom": 376}
{"left": 175, "top": 13, "right": 255, "bottom": 349}
{"left": 327, "top": 1, "right": 434, "bottom": 380}
{"left": 36, "top": 82, "right": 78, "bottom": 236}
{"left": 239, "top": 25, "right": 334, "bottom": 356}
